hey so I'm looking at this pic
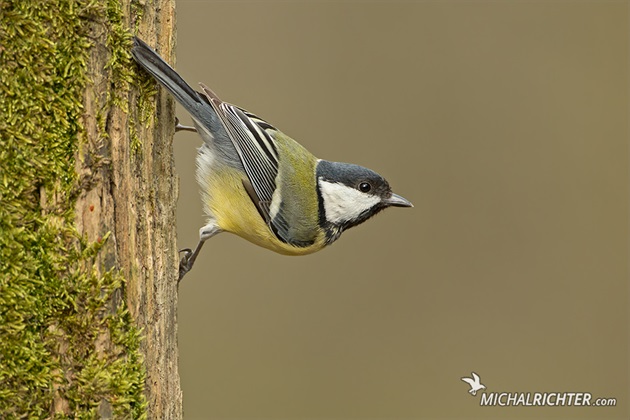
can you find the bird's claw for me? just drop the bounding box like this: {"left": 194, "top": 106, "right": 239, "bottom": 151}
{"left": 178, "top": 248, "right": 194, "bottom": 282}
{"left": 177, "top": 240, "right": 206, "bottom": 283}
{"left": 175, "top": 117, "right": 197, "bottom": 133}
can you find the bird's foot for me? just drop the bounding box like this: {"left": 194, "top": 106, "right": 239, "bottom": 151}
{"left": 177, "top": 238, "right": 207, "bottom": 283}
{"left": 175, "top": 117, "right": 197, "bottom": 133}
{"left": 178, "top": 248, "right": 194, "bottom": 282}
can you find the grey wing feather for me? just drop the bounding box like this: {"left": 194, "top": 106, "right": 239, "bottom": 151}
{"left": 132, "top": 37, "right": 298, "bottom": 245}
{"left": 199, "top": 85, "right": 299, "bottom": 244}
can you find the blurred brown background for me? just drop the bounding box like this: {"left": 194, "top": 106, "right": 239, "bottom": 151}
{"left": 172, "top": 2, "right": 628, "bottom": 419}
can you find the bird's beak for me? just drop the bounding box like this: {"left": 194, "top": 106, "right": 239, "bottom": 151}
{"left": 384, "top": 193, "right": 413, "bottom": 208}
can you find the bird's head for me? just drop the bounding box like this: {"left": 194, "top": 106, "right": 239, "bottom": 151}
{"left": 315, "top": 160, "right": 412, "bottom": 243}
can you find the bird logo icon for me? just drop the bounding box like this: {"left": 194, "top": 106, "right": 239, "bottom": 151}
{"left": 461, "top": 372, "right": 486, "bottom": 396}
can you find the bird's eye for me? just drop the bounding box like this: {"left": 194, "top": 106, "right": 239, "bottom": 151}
{"left": 358, "top": 182, "right": 372, "bottom": 193}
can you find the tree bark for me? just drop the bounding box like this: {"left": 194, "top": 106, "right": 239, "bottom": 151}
{"left": 0, "top": 0, "right": 181, "bottom": 418}
{"left": 77, "top": 1, "right": 182, "bottom": 418}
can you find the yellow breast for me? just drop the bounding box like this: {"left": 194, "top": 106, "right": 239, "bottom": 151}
{"left": 202, "top": 165, "right": 326, "bottom": 255}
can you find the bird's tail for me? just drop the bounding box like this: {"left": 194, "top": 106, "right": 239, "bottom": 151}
{"left": 131, "top": 37, "right": 218, "bottom": 130}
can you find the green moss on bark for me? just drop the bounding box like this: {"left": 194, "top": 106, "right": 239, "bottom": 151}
{"left": 0, "top": 0, "right": 148, "bottom": 417}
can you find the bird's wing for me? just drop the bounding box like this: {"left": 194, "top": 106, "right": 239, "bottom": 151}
{"left": 471, "top": 372, "right": 480, "bottom": 383}
{"left": 199, "top": 84, "right": 297, "bottom": 244}
{"left": 461, "top": 377, "right": 474, "bottom": 386}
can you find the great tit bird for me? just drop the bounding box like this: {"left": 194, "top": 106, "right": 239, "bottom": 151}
{"left": 131, "top": 37, "right": 412, "bottom": 280}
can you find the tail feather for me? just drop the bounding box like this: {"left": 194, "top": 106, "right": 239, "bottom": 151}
{"left": 131, "top": 37, "right": 242, "bottom": 168}
{"left": 131, "top": 38, "right": 201, "bottom": 110}
{"left": 131, "top": 37, "right": 221, "bottom": 134}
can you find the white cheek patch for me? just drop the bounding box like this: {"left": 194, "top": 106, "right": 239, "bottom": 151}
{"left": 318, "top": 179, "right": 380, "bottom": 225}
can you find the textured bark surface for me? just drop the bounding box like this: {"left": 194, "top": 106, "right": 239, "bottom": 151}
{"left": 1, "top": 0, "right": 180, "bottom": 417}
{"left": 75, "top": 1, "right": 182, "bottom": 417}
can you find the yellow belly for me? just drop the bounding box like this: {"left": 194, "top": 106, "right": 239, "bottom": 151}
{"left": 203, "top": 166, "right": 325, "bottom": 255}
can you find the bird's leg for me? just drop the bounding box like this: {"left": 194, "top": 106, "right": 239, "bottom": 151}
{"left": 178, "top": 242, "right": 204, "bottom": 281}
{"left": 175, "top": 117, "right": 197, "bottom": 133}
{"left": 178, "top": 223, "right": 221, "bottom": 282}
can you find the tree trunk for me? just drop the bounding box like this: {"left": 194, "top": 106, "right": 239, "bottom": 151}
{"left": 0, "top": 0, "right": 181, "bottom": 418}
